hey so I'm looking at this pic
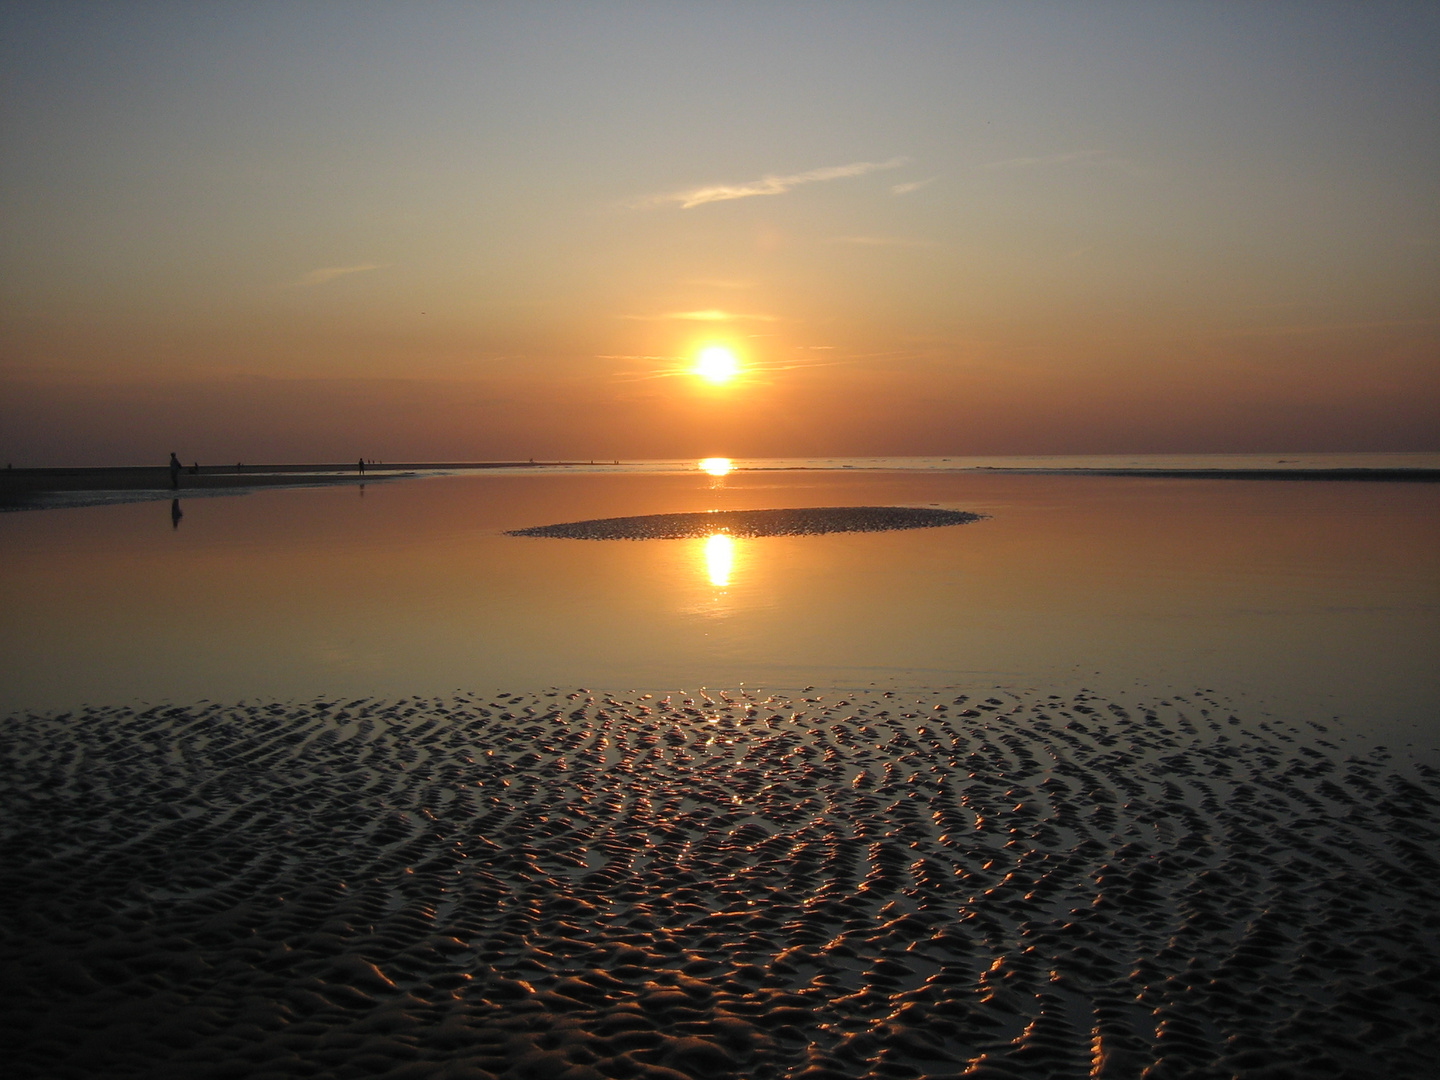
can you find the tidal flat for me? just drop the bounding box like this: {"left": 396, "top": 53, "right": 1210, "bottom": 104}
{"left": 2, "top": 463, "right": 1438, "bottom": 1077}
{"left": 3, "top": 686, "right": 1438, "bottom": 1078}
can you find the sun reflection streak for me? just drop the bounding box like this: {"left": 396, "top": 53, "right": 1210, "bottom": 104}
{"left": 704, "top": 533, "right": 734, "bottom": 587}
{"left": 699, "top": 457, "right": 733, "bottom": 476}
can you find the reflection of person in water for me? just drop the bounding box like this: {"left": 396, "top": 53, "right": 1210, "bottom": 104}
{"left": 170, "top": 499, "right": 183, "bottom": 530}
{"left": 169, "top": 452, "right": 182, "bottom": 488}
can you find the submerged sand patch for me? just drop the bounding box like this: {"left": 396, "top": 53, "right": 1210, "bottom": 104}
{"left": 2, "top": 688, "right": 1437, "bottom": 1078}
{"left": 507, "top": 506, "right": 982, "bottom": 540}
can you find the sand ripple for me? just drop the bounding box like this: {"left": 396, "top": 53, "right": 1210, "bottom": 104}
{"left": 2, "top": 688, "right": 1437, "bottom": 1078}
{"left": 506, "top": 506, "right": 982, "bottom": 539}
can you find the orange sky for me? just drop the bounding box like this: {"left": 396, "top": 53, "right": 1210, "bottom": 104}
{"left": 2, "top": 3, "right": 1437, "bottom": 464}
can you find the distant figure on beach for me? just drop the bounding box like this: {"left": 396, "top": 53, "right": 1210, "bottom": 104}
{"left": 358, "top": 458, "right": 366, "bottom": 475}
{"left": 191, "top": 461, "right": 199, "bottom": 474}
{"left": 170, "top": 499, "right": 183, "bottom": 529}
{"left": 169, "top": 452, "right": 182, "bottom": 488}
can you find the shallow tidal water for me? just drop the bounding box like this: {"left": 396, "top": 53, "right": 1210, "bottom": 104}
{"left": 1, "top": 464, "right": 1436, "bottom": 746}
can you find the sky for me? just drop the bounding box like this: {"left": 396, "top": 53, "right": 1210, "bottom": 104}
{"left": 2, "top": 1, "right": 1437, "bottom": 465}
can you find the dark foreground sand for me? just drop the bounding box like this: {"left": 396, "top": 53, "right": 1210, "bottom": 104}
{"left": 2, "top": 688, "right": 1437, "bottom": 1079}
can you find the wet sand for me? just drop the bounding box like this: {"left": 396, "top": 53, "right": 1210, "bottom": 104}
{"left": 508, "top": 507, "right": 983, "bottom": 540}
{"left": 2, "top": 687, "right": 1437, "bottom": 1078}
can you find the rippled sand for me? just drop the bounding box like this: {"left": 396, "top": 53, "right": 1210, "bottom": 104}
{"left": 507, "top": 506, "right": 982, "bottom": 540}
{"left": 3, "top": 688, "right": 1437, "bottom": 1079}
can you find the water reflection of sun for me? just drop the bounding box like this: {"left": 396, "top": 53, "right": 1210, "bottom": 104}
{"left": 699, "top": 457, "right": 733, "bottom": 477}
{"left": 705, "top": 533, "right": 733, "bottom": 587}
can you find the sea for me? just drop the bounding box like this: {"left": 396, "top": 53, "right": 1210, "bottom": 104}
{"left": 2, "top": 454, "right": 1437, "bottom": 750}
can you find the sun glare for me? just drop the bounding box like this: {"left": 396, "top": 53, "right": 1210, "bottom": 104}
{"left": 695, "top": 345, "right": 740, "bottom": 384}
{"left": 699, "top": 457, "right": 733, "bottom": 477}
{"left": 705, "top": 533, "right": 734, "bottom": 587}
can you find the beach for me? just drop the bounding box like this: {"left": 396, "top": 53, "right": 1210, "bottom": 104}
{"left": 3, "top": 686, "right": 1437, "bottom": 1078}
{"left": 2, "top": 463, "right": 1438, "bottom": 1077}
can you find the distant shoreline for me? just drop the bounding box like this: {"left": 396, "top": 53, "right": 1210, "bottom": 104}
{"left": 0, "top": 461, "right": 576, "bottom": 511}
{"left": 3, "top": 460, "right": 1438, "bottom": 512}
{"left": 970, "top": 466, "right": 1440, "bottom": 481}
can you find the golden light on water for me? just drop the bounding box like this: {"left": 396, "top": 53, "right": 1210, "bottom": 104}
{"left": 704, "top": 533, "right": 733, "bottom": 587}
{"left": 699, "top": 457, "right": 733, "bottom": 476}
{"left": 695, "top": 345, "right": 740, "bottom": 384}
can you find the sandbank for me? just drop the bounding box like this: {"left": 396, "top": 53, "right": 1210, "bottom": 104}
{"left": 508, "top": 506, "right": 983, "bottom": 540}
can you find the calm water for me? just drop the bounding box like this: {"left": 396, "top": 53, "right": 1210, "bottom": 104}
{"left": 2, "top": 461, "right": 1437, "bottom": 746}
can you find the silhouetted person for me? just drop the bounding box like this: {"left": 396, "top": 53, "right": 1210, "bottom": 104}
{"left": 169, "top": 452, "right": 182, "bottom": 488}
{"left": 358, "top": 458, "right": 366, "bottom": 475}
{"left": 191, "top": 461, "right": 199, "bottom": 474}
{"left": 170, "top": 499, "right": 183, "bottom": 530}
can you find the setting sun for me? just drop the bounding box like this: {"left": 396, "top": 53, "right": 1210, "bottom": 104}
{"left": 694, "top": 346, "right": 740, "bottom": 384}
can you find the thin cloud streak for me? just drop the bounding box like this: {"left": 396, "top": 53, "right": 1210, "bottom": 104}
{"left": 603, "top": 341, "right": 961, "bottom": 386}
{"left": 646, "top": 158, "right": 908, "bottom": 209}
{"left": 292, "top": 263, "right": 387, "bottom": 287}
{"left": 1226, "top": 318, "right": 1438, "bottom": 337}
{"left": 891, "top": 177, "right": 936, "bottom": 195}
{"left": 684, "top": 278, "right": 756, "bottom": 289}
{"left": 623, "top": 310, "right": 780, "bottom": 322}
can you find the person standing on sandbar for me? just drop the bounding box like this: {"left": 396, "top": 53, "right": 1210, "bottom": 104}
{"left": 169, "top": 452, "right": 182, "bottom": 488}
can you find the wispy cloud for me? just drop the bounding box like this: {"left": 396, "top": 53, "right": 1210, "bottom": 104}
{"left": 830, "top": 235, "right": 938, "bottom": 248}
{"left": 624, "top": 309, "right": 779, "bottom": 322}
{"left": 684, "top": 278, "right": 756, "bottom": 289}
{"left": 1227, "top": 318, "right": 1438, "bottom": 337}
{"left": 293, "top": 263, "right": 387, "bottom": 287}
{"left": 644, "top": 158, "right": 908, "bottom": 209}
{"left": 978, "top": 150, "right": 1101, "bottom": 171}
{"left": 891, "top": 177, "right": 936, "bottom": 195}
{"left": 603, "top": 343, "right": 938, "bottom": 384}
